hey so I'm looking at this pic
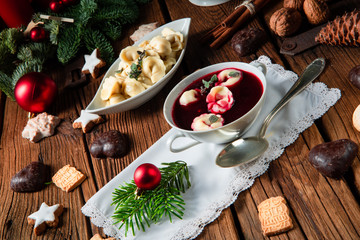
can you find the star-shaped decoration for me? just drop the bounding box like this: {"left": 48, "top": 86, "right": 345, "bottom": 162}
{"left": 73, "top": 110, "right": 104, "bottom": 133}
{"left": 27, "top": 202, "right": 64, "bottom": 235}
{"left": 82, "top": 48, "right": 106, "bottom": 79}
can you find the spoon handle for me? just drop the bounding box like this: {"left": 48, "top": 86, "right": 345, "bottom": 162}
{"left": 258, "top": 58, "right": 326, "bottom": 138}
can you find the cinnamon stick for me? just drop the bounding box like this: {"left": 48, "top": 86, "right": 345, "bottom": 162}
{"left": 221, "top": 5, "right": 247, "bottom": 28}
{"left": 209, "top": 0, "right": 271, "bottom": 48}
{"left": 211, "top": 11, "right": 251, "bottom": 48}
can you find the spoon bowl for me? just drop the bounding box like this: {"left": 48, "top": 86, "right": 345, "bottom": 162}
{"left": 216, "top": 58, "right": 326, "bottom": 168}
{"left": 216, "top": 136, "right": 269, "bottom": 167}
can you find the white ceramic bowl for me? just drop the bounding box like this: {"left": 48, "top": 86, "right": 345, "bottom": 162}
{"left": 163, "top": 62, "right": 267, "bottom": 148}
{"left": 189, "top": 0, "right": 231, "bottom": 6}
{"left": 85, "top": 18, "right": 191, "bottom": 114}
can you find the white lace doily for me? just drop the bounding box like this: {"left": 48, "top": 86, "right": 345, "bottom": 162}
{"left": 81, "top": 56, "right": 341, "bottom": 239}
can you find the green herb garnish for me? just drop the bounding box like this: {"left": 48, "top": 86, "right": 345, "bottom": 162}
{"left": 228, "top": 71, "right": 240, "bottom": 77}
{"left": 200, "top": 74, "right": 218, "bottom": 94}
{"left": 129, "top": 50, "right": 146, "bottom": 80}
{"left": 115, "top": 68, "right": 123, "bottom": 74}
{"left": 209, "top": 114, "right": 219, "bottom": 124}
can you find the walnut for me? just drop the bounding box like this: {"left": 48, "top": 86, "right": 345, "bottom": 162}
{"left": 284, "top": 0, "right": 304, "bottom": 11}
{"left": 269, "top": 8, "right": 302, "bottom": 37}
{"left": 303, "top": 0, "right": 330, "bottom": 25}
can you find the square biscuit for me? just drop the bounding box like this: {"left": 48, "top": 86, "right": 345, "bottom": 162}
{"left": 52, "top": 165, "right": 86, "bottom": 192}
{"left": 258, "top": 196, "right": 293, "bottom": 236}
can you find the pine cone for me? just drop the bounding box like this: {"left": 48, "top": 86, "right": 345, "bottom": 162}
{"left": 315, "top": 10, "right": 360, "bottom": 46}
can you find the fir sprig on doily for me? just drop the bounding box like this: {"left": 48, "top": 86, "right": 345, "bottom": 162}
{"left": 111, "top": 161, "right": 191, "bottom": 236}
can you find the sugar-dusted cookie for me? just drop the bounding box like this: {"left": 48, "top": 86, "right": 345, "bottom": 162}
{"left": 353, "top": 104, "right": 360, "bottom": 131}
{"left": 22, "top": 112, "right": 61, "bottom": 143}
{"left": 27, "top": 202, "right": 64, "bottom": 236}
{"left": 52, "top": 165, "right": 86, "bottom": 192}
{"left": 82, "top": 48, "right": 106, "bottom": 79}
{"left": 257, "top": 196, "right": 293, "bottom": 236}
{"left": 90, "top": 233, "right": 116, "bottom": 240}
{"left": 73, "top": 110, "right": 104, "bottom": 133}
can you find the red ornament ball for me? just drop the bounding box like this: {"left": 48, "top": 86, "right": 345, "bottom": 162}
{"left": 30, "top": 27, "right": 47, "bottom": 42}
{"left": 134, "top": 163, "right": 161, "bottom": 190}
{"left": 49, "top": 0, "right": 64, "bottom": 13}
{"left": 14, "top": 72, "right": 57, "bottom": 113}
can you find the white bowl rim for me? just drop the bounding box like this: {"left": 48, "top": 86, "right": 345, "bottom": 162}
{"left": 164, "top": 61, "right": 267, "bottom": 134}
{"left": 85, "top": 18, "right": 191, "bottom": 113}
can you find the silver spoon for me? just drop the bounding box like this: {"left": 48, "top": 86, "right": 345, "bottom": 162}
{"left": 216, "top": 58, "right": 326, "bottom": 168}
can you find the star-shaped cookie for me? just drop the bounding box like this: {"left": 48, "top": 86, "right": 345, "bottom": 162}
{"left": 27, "top": 202, "right": 64, "bottom": 236}
{"left": 73, "top": 110, "right": 104, "bottom": 133}
{"left": 82, "top": 48, "right": 106, "bottom": 79}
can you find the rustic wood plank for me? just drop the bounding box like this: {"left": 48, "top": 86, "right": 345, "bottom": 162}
{"left": 1, "top": 0, "right": 360, "bottom": 239}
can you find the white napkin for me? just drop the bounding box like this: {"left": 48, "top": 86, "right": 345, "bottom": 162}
{"left": 81, "top": 56, "right": 341, "bottom": 240}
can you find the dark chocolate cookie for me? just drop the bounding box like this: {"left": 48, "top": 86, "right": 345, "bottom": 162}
{"left": 231, "top": 28, "right": 267, "bottom": 57}
{"left": 349, "top": 65, "right": 360, "bottom": 89}
{"left": 10, "top": 161, "right": 49, "bottom": 192}
{"left": 90, "top": 130, "right": 129, "bottom": 158}
{"left": 308, "top": 139, "right": 358, "bottom": 178}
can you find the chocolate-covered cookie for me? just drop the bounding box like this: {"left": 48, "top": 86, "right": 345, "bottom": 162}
{"left": 10, "top": 161, "right": 49, "bottom": 192}
{"left": 90, "top": 130, "right": 128, "bottom": 158}
{"left": 231, "top": 28, "right": 267, "bottom": 57}
{"left": 349, "top": 65, "right": 360, "bottom": 89}
{"left": 308, "top": 139, "right": 358, "bottom": 178}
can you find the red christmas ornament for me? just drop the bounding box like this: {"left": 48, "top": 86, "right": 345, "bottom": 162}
{"left": 0, "top": 0, "right": 33, "bottom": 28}
{"left": 49, "top": 0, "right": 64, "bottom": 13}
{"left": 134, "top": 163, "right": 161, "bottom": 190}
{"left": 30, "top": 27, "right": 47, "bottom": 42}
{"left": 14, "top": 72, "right": 57, "bottom": 113}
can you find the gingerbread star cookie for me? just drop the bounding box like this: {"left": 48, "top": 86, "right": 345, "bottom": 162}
{"left": 258, "top": 196, "right": 293, "bottom": 236}
{"left": 90, "top": 233, "right": 116, "bottom": 240}
{"left": 52, "top": 165, "right": 86, "bottom": 192}
{"left": 82, "top": 48, "right": 106, "bottom": 79}
{"left": 73, "top": 110, "right": 104, "bottom": 133}
{"left": 27, "top": 202, "right": 64, "bottom": 236}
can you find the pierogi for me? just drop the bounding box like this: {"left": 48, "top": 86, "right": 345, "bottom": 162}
{"left": 100, "top": 28, "right": 184, "bottom": 106}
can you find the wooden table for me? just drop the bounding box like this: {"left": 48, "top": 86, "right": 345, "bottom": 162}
{"left": 1, "top": 0, "right": 360, "bottom": 239}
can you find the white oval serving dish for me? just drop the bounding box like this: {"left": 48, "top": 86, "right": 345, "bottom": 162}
{"left": 85, "top": 18, "right": 191, "bottom": 114}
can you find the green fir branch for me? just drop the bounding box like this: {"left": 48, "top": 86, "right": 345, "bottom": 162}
{"left": 0, "top": 71, "right": 16, "bottom": 100}
{"left": 97, "top": 21, "right": 122, "bottom": 41}
{"left": 17, "top": 42, "right": 55, "bottom": 63}
{"left": 111, "top": 161, "right": 190, "bottom": 236}
{"left": 12, "top": 61, "right": 43, "bottom": 84}
{"left": 57, "top": 25, "right": 83, "bottom": 64}
{"left": 0, "top": 28, "right": 24, "bottom": 54}
{"left": 92, "top": 4, "right": 139, "bottom": 24}
{"left": 83, "top": 29, "right": 114, "bottom": 65}
{"left": 43, "top": 20, "right": 61, "bottom": 45}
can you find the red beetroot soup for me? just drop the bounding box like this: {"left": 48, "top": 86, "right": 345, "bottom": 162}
{"left": 172, "top": 68, "right": 264, "bottom": 130}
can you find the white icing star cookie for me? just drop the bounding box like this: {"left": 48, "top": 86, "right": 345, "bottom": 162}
{"left": 27, "top": 202, "right": 64, "bottom": 236}
{"left": 82, "top": 48, "right": 106, "bottom": 79}
{"left": 73, "top": 110, "right": 104, "bottom": 133}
